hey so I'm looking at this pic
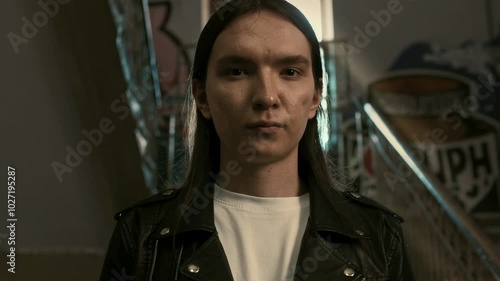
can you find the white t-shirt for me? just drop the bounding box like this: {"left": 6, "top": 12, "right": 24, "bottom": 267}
{"left": 213, "top": 184, "right": 310, "bottom": 281}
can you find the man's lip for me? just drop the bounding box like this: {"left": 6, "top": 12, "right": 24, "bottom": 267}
{"left": 246, "top": 121, "right": 284, "bottom": 128}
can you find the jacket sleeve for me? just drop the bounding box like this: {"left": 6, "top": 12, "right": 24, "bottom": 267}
{"left": 389, "top": 222, "right": 416, "bottom": 281}
{"left": 99, "top": 217, "right": 137, "bottom": 281}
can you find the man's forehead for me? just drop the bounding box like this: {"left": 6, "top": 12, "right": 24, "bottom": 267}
{"left": 211, "top": 10, "right": 312, "bottom": 63}
{"left": 224, "top": 10, "right": 293, "bottom": 33}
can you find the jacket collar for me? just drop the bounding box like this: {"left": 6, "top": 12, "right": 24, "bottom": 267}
{"left": 154, "top": 182, "right": 217, "bottom": 239}
{"left": 154, "top": 182, "right": 360, "bottom": 240}
{"left": 309, "top": 184, "right": 360, "bottom": 239}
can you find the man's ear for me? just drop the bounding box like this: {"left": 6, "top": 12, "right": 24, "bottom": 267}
{"left": 308, "top": 88, "right": 322, "bottom": 119}
{"left": 192, "top": 80, "right": 212, "bottom": 119}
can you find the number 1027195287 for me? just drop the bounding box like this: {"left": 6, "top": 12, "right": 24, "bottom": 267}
{"left": 7, "top": 166, "right": 16, "bottom": 218}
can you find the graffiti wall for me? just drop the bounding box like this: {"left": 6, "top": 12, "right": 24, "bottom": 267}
{"left": 334, "top": 0, "right": 500, "bottom": 213}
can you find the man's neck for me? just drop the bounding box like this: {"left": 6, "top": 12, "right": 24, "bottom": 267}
{"left": 217, "top": 153, "right": 306, "bottom": 197}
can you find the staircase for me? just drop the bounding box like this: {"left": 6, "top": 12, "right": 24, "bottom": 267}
{"left": 361, "top": 102, "right": 500, "bottom": 281}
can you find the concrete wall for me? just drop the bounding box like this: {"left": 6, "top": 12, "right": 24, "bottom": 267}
{"left": 0, "top": 0, "right": 151, "bottom": 279}
{"left": 332, "top": 0, "right": 495, "bottom": 96}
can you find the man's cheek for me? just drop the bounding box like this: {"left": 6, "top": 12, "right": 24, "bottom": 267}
{"left": 213, "top": 107, "right": 231, "bottom": 133}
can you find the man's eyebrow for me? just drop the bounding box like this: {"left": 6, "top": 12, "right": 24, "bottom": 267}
{"left": 274, "top": 55, "right": 310, "bottom": 66}
{"left": 215, "top": 55, "right": 253, "bottom": 66}
{"left": 215, "top": 54, "right": 311, "bottom": 66}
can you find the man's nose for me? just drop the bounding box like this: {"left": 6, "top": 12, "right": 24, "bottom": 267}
{"left": 251, "top": 73, "right": 280, "bottom": 111}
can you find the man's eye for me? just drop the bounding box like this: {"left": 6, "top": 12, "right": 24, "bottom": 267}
{"left": 227, "top": 68, "right": 245, "bottom": 76}
{"left": 282, "top": 69, "right": 300, "bottom": 76}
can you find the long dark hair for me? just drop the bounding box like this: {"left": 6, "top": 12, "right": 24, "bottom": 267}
{"left": 170, "top": 0, "right": 345, "bottom": 206}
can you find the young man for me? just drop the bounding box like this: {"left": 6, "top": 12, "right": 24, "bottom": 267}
{"left": 100, "top": 1, "right": 416, "bottom": 280}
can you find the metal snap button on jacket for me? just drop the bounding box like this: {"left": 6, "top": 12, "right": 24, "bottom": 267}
{"left": 343, "top": 267, "right": 355, "bottom": 277}
{"left": 187, "top": 264, "right": 200, "bottom": 273}
{"left": 160, "top": 227, "right": 170, "bottom": 235}
{"left": 355, "top": 230, "right": 365, "bottom": 236}
{"left": 163, "top": 189, "right": 174, "bottom": 196}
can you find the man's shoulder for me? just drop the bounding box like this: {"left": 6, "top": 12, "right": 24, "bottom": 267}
{"left": 341, "top": 191, "right": 404, "bottom": 223}
{"left": 113, "top": 188, "right": 183, "bottom": 221}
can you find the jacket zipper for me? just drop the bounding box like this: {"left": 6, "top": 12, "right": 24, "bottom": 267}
{"left": 149, "top": 240, "right": 159, "bottom": 281}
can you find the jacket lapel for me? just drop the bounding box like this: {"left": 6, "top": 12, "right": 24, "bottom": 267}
{"left": 178, "top": 234, "right": 234, "bottom": 281}
{"left": 153, "top": 183, "right": 217, "bottom": 239}
{"left": 153, "top": 183, "right": 234, "bottom": 280}
{"left": 309, "top": 184, "right": 360, "bottom": 238}
{"left": 292, "top": 186, "right": 368, "bottom": 281}
{"left": 293, "top": 225, "right": 366, "bottom": 281}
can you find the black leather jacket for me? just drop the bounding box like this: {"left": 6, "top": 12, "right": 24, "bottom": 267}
{"left": 100, "top": 183, "right": 416, "bottom": 281}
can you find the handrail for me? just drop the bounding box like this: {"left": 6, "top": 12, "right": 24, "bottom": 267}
{"left": 363, "top": 102, "right": 500, "bottom": 278}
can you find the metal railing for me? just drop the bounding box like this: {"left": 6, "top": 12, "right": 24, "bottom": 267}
{"left": 363, "top": 102, "right": 500, "bottom": 281}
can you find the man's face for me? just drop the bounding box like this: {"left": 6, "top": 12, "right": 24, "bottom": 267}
{"left": 195, "top": 10, "right": 320, "bottom": 164}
